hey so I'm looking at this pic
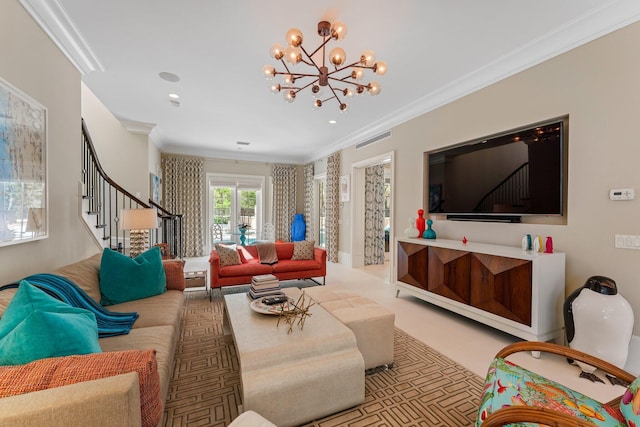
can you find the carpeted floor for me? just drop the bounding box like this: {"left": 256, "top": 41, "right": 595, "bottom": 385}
{"left": 163, "top": 290, "right": 484, "bottom": 426}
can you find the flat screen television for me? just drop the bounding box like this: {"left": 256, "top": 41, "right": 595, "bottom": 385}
{"left": 427, "top": 117, "right": 567, "bottom": 222}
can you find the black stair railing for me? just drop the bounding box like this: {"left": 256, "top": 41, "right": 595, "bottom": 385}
{"left": 473, "top": 163, "right": 529, "bottom": 213}
{"left": 81, "top": 118, "right": 183, "bottom": 258}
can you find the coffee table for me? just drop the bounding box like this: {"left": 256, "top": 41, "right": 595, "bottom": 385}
{"left": 223, "top": 288, "right": 365, "bottom": 427}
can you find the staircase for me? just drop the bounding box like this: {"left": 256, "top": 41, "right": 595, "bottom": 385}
{"left": 473, "top": 163, "right": 529, "bottom": 213}
{"left": 80, "top": 119, "right": 183, "bottom": 258}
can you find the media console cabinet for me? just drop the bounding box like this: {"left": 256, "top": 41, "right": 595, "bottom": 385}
{"left": 395, "top": 237, "right": 566, "bottom": 342}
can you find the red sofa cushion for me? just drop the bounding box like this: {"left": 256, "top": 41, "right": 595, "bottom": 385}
{"left": 219, "top": 262, "right": 272, "bottom": 277}
{"left": 275, "top": 242, "right": 294, "bottom": 260}
{"left": 272, "top": 259, "right": 322, "bottom": 273}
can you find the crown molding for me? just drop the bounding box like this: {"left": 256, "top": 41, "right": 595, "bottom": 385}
{"left": 20, "top": 0, "right": 104, "bottom": 75}
{"left": 120, "top": 119, "right": 156, "bottom": 135}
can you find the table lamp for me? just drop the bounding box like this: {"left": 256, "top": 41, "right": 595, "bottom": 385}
{"left": 120, "top": 208, "right": 158, "bottom": 258}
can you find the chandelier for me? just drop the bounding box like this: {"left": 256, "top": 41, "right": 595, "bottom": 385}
{"left": 263, "top": 20, "right": 387, "bottom": 112}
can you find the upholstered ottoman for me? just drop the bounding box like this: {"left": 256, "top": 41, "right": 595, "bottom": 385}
{"left": 304, "top": 287, "right": 395, "bottom": 371}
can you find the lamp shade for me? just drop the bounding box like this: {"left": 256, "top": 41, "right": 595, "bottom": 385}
{"left": 120, "top": 209, "right": 158, "bottom": 230}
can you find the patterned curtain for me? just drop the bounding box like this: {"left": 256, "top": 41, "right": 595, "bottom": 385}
{"left": 272, "top": 164, "right": 296, "bottom": 241}
{"left": 303, "top": 163, "right": 315, "bottom": 241}
{"left": 325, "top": 152, "right": 340, "bottom": 263}
{"left": 364, "top": 164, "right": 386, "bottom": 265}
{"left": 161, "top": 154, "right": 205, "bottom": 257}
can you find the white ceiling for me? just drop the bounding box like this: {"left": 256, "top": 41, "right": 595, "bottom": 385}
{"left": 22, "top": 0, "right": 640, "bottom": 164}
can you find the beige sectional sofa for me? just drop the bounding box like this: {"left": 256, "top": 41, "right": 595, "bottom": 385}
{"left": 0, "top": 252, "right": 185, "bottom": 427}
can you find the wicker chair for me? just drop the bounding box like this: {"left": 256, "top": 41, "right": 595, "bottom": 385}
{"left": 477, "top": 341, "right": 638, "bottom": 427}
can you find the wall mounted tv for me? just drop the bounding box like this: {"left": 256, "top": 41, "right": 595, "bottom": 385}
{"left": 427, "top": 117, "right": 567, "bottom": 222}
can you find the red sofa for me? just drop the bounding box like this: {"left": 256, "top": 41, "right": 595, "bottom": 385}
{"left": 209, "top": 242, "right": 327, "bottom": 289}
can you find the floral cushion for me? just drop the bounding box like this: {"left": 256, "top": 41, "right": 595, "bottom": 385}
{"left": 620, "top": 375, "right": 640, "bottom": 426}
{"left": 476, "top": 357, "right": 625, "bottom": 427}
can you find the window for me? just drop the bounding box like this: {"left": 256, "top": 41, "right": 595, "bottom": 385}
{"left": 208, "top": 174, "right": 263, "bottom": 247}
{"left": 316, "top": 177, "right": 326, "bottom": 248}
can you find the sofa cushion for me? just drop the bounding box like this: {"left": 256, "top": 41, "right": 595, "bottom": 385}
{"left": 238, "top": 246, "right": 257, "bottom": 262}
{"left": 275, "top": 242, "right": 294, "bottom": 260}
{"left": 216, "top": 243, "right": 241, "bottom": 267}
{"left": 99, "top": 247, "right": 166, "bottom": 306}
{"left": 54, "top": 253, "right": 102, "bottom": 303}
{"left": 0, "top": 349, "right": 162, "bottom": 427}
{"left": 220, "top": 262, "right": 273, "bottom": 277}
{"left": 0, "top": 281, "right": 101, "bottom": 366}
{"left": 291, "top": 240, "right": 315, "bottom": 260}
{"left": 163, "top": 259, "right": 186, "bottom": 291}
{"left": 272, "top": 259, "right": 321, "bottom": 274}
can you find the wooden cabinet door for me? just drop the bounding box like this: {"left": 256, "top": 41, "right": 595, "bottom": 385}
{"left": 427, "top": 247, "right": 471, "bottom": 304}
{"left": 470, "top": 253, "right": 532, "bottom": 326}
{"left": 397, "top": 241, "right": 429, "bottom": 290}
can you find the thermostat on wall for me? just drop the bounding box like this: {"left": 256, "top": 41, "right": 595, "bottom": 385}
{"left": 610, "top": 188, "right": 634, "bottom": 201}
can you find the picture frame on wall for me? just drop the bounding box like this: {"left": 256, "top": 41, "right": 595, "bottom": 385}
{"left": 340, "top": 175, "right": 350, "bottom": 202}
{"left": 0, "top": 77, "right": 48, "bottom": 247}
{"left": 150, "top": 173, "right": 162, "bottom": 204}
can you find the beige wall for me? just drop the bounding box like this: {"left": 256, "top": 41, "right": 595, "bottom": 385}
{"left": 0, "top": 0, "right": 97, "bottom": 283}
{"left": 82, "top": 84, "right": 152, "bottom": 201}
{"left": 343, "top": 22, "right": 640, "bottom": 333}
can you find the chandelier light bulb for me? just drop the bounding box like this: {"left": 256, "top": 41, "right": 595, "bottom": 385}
{"left": 311, "top": 84, "right": 325, "bottom": 98}
{"left": 343, "top": 87, "right": 354, "bottom": 98}
{"left": 313, "top": 99, "right": 323, "bottom": 109}
{"left": 263, "top": 64, "right": 276, "bottom": 79}
{"left": 270, "top": 43, "right": 285, "bottom": 60}
{"left": 368, "top": 81, "right": 382, "bottom": 96}
{"left": 284, "top": 90, "right": 296, "bottom": 103}
{"left": 330, "top": 20, "right": 348, "bottom": 40}
{"left": 351, "top": 67, "right": 364, "bottom": 81}
{"left": 284, "top": 73, "right": 295, "bottom": 84}
{"left": 284, "top": 46, "right": 302, "bottom": 64}
{"left": 360, "top": 50, "right": 376, "bottom": 67}
{"left": 374, "top": 60, "right": 387, "bottom": 76}
{"left": 339, "top": 103, "right": 348, "bottom": 112}
{"left": 356, "top": 85, "right": 366, "bottom": 95}
{"left": 270, "top": 83, "right": 281, "bottom": 94}
{"left": 286, "top": 28, "right": 303, "bottom": 47}
{"left": 329, "top": 47, "right": 346, "bottom": 67}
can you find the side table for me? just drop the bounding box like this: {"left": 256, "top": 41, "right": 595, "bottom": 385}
{"left": 184, "top": 269, "right": 210, "bottom": 301}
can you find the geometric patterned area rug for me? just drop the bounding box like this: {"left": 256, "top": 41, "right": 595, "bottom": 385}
{"left": 163, "top": 291, "right": 484, "bottom": 427}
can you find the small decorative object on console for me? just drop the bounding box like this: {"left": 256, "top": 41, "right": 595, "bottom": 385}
{"left": 415, "top": 209, "right": 426, "bottom": 237}
{"left": 462, "top": 236, "right": 468, "bottom": 245}
{"left": 403, "top": 217, "right": 420, "bottom": 238}
{"left": 545, "top": 236, "right": 554, "bottom": 253}
{"left": 423, "top": 219, "right": 436, "bottom": 239}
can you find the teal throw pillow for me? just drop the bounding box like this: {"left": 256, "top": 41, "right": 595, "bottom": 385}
{"left": 0, "top": 281, "right": 101, "bottom": 366}
{"left": 99, "top": 246, "right": 166, "bottom": 306}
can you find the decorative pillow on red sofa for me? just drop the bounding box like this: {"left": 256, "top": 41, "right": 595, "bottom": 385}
{"left": 0, "top": 349, "right": 162, "bottom": 427}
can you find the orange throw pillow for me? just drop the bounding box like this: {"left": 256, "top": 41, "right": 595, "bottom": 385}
{"left": 0, "top": 349, "right": 162, "bottom": 427}
{"left": 163, "top": 259, "right": 186, "bottom": 291}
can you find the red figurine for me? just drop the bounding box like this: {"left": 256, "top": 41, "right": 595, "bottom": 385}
{"left": 416, "top": 209, "right": 426, "bottom": 238}
{"left": 462, "top": 236, "right": 468, "bottom": 245}
{"left": 545, "top": 236, "right": 553, "bottom": 253}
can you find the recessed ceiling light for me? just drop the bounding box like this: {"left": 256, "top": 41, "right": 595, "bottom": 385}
{"left": 329, "top": 120, "right": 337, "bottom": 124}
{"left": 159, "top": 72, "right": 180, "bottom": 82}
{"left": 168, "top": 93, "right": 180, "bottom": 99}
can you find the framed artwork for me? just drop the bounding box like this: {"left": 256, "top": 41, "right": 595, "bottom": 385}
{"left": 150, "top": 173, "right": 162, "bottom": 204}
{"left": 0, "top": 77, "right": 48, "bottom": 247}
{"left": 340, "top": 175, "right": 350, "bottom": 202}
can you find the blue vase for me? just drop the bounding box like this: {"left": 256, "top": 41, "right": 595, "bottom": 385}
{"left": 291, "top": 214, "right": 306, "bottom": 242}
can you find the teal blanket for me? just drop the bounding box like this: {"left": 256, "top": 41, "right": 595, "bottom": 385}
{"left": 2, "top": 273, "right": 138, "bottom": 337}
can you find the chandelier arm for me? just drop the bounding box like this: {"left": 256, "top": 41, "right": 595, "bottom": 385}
{"left": 307, "top": 37, "right": 332, "bottom": 60}
{"left": 326, "top": 84, "right": 344, "bottom": 105}
{"left": 276, "top": 72, "right": 322, "bottom": 79}
{"left": 328, "top": 76, "right": 362, "bottom": 87}
{"left": 294, "top": 79, "right": 319, "bottom": 93}
{"left": 279, "top": 58, "right": 293, "bottom": 75}
{"left": 299, "top": 45, "right": 322, "bottom": 74}
{"left": 327, "top": 61, "right": 362, "bottom": 76}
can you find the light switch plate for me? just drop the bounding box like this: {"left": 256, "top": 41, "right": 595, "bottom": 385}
{"left": 610, "top": 188, "right": 634, "bottom": 200}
